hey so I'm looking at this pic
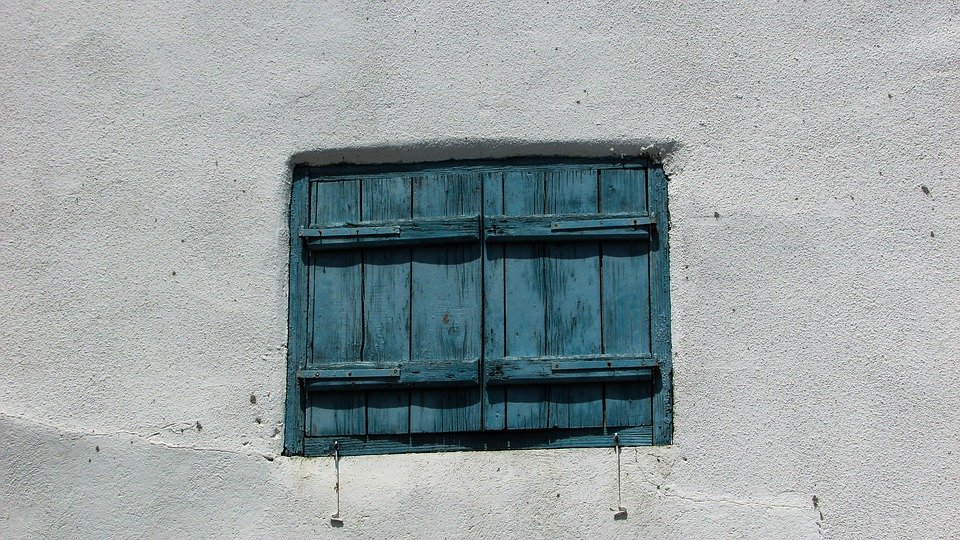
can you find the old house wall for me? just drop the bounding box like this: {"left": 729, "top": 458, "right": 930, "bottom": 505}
{"left": 2, "top": 2, "right": 958, "bottom": 538}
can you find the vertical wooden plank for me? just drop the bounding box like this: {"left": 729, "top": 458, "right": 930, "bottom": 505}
{"left": 503, "top": 170, "right": 549, "bottom": 430}
{"left": 362, "top": 176, "right": 412, "bottom": 435}
{"left": 309, "top": 179, "right": 362, "bottom": 366}
{"left": 601, "top": 168, "right": 653, "bottom": 427}
{"left": 544, "top": 168, "right": 603, "bottom": 428}
{"left": 283, "top": 165, "right": 310, "bottom": 455}
{"left": 482, "top": 172, "right": 507, "bottom": 430}
{"left": 306, "top": 178, "right": 365, "bottom": 436}
{"left": 410, "top": 172, "right": 482, "bottom": 433}
{"left": 649, "top": 166, "right": 673, "bottom": 443}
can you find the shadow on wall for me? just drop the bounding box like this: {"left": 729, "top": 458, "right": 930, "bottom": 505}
{"left": 288, "top": 138, "right": 680, "bottom": 168}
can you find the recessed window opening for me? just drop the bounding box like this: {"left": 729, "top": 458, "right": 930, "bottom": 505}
{"left": 283, "top": 157, "right": 672, "bottom": 456}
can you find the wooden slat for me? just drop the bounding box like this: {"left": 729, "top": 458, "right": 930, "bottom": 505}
{"left": 482, "top": 172, "right": 507, "bottom": 430}
{"left": 600, "top": 168, "right": 654, "bottom": 428}
{"left": 410, "top": 172, "right": 482, "bottom": 433}
{"left": 544, "top": 169, "right": 603, "bottom": 429}
{"left": 649, "top": 166, "right": 673, "bottom": 443}
{"left": 502, "top": 170, "right": 549, "bottom": 430}
{"left": 361, "top": 176, "right": 412, "bottom": 435}
{"left": 306, "top": 179, "right": 365, "bottom": 436}
{"left": 283, "top": 165, "right": 310, "bottom": 455}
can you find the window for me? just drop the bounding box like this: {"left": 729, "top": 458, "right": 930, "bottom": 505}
{"left": 283, "top": 158, "right": 672, "bottom": 456}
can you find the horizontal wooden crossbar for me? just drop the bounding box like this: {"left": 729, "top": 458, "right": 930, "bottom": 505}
{"left": 299, "top": 360, "right": 480, "bottom": 390}
{"left": 301, "top": 212, "right": 655, "bottom": 249}
{"left": 485, "top": 212, "right": 655, "bottom": 242}
{"left": 301, "top": 216, "right": 480, "bottom": 250}
{"left": 300, "top": 356, "right": 656, "bottom": 388}
{"left": 486, "top": 354, "right": 658, "bottom": 385}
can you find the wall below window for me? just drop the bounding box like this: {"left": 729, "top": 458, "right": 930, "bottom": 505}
{"left": 1, "top": 2, "right": 957, "bottom": 538}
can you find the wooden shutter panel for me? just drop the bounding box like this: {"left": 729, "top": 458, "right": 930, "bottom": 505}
{"left": 286, "top": 160, "right": 669, "bottom": 455}
{"left": 483, "top": 166, "right": 655, "bottom": 432}
{"left": 302, "top": 172, "right": 484, "bottom": 438}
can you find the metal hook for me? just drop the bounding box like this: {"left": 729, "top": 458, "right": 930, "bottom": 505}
{"left": 330, "top": 441, "right": 344, "bottom": 526}
{"left": 612, "top": 433, "right": 627, "bottom": 520}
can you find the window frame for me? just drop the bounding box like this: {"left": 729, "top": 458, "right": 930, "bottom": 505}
{"left": 283, "top": 157, "right": 672, "bottom": 456}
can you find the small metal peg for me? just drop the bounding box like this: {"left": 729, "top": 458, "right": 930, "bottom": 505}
{"left": 330, "top": 441, "right": 344, "bottom": 526}
{"left": 612, "top": 432, "right": 627, "bottom": 520}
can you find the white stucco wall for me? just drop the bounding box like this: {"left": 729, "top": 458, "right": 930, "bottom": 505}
{"left": 2, "top": 1, "right": 958, "bottom": 538}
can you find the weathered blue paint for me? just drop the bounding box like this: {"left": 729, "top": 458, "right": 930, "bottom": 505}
{"left": 285, "top": 158, "right": 672, "bottom": 455}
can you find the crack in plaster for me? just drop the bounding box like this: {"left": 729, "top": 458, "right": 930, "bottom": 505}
{"left": 633, "top": 476, "right": 823, "bottom": 537}
{"left": 0, "top": 410, "right": 276, "bottom": 461}
{"left": 637, "top": 476, "right": 810, "bottom": 511}
{"left": 653, "top": 489, "right": 808, "bottom": 511}
{"left": 634, "top": 448, "right": 824, "bottom": 538}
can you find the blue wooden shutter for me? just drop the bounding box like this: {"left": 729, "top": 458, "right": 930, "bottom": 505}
{"left": 482, "top": 166, "right": 656, "bottom": 441}
{"left": 299, "top": 172, "right": 483, "bottom": 441}
{"left": 285, "top": 160, "right": 670, "bottom": 455}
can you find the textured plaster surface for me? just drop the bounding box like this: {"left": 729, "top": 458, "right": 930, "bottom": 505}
{"left": 1, "top": 1, "right": 958, "bottom": 538}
